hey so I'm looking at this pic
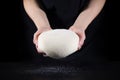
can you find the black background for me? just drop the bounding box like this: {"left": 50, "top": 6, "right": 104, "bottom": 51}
{"left": 0, "top": 0, "right": 120, "bottom": 80}
{"left": 0, "top": 0, "right": 119, "bottom": 62}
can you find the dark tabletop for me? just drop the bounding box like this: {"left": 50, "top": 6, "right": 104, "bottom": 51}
{"left": 0, "top": 61, "right": 120, "bottom": 80}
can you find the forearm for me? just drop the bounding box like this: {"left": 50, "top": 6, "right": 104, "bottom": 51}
{"left": 73, "top": 0, "right": 106, "bottom": 30}
{"left": 23, "top": 0, "right": 50, "bottom": 29}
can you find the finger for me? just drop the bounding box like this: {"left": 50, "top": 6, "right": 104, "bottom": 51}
{"left": 37, "top": 47, "right": 45, "bottom": 54}
{"left": 33, "top": 32, "right": 39, "bottom": 44}
{"left": 78, "top": 44, "right": 81, "bottom": 50}
{"left": 78, "top": 33, "right": 86, "bottom": 49}
{"left": 79, "top": 36, "right": 85, "bottom": 45}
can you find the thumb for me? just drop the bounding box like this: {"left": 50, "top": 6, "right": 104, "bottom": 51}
{"left": 78, "top": 32, "right": 86, "bottom": 49}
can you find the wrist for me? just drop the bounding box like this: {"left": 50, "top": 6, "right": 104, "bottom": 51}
{"left": 70, "top": 25, "right": 86, "bottom": 31}
{"left": 37, "top": 25, "right": 52, "bottom": 30}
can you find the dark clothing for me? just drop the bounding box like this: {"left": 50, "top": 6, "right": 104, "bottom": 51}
{"left": 21, "top": 0, "right": 107, "bottom": 65}
{"left": 37, "top": 0, "right": 89, "bottom": 29}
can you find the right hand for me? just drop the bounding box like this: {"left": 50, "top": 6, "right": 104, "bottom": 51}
{"left": 33, "top": 27, "right": 52, "bottom": 53}
{"left": 69, "top": 26, "right": 86, "bottom": 50}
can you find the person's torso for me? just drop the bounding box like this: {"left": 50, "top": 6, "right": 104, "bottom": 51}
{"left": 37, "top": 0, "right": 89, "bottom": 29}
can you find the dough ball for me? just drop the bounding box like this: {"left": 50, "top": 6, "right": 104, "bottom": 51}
{"left": 38, "top": 29, "right": 79, "bottom": 59}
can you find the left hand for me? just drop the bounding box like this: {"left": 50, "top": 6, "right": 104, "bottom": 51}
{"left": 69, "top": 26, "right": 86, "bottom": 50}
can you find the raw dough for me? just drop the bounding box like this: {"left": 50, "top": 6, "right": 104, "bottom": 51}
{"left": 38, "top": 29, "right": 79, "bottom": 59}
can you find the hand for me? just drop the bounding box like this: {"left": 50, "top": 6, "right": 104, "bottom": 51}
{"left": 33, "top": 27, "right": 52, "bottom": 53}
{"left": 69, "top": 26, "right": 86, "bottom": 50}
